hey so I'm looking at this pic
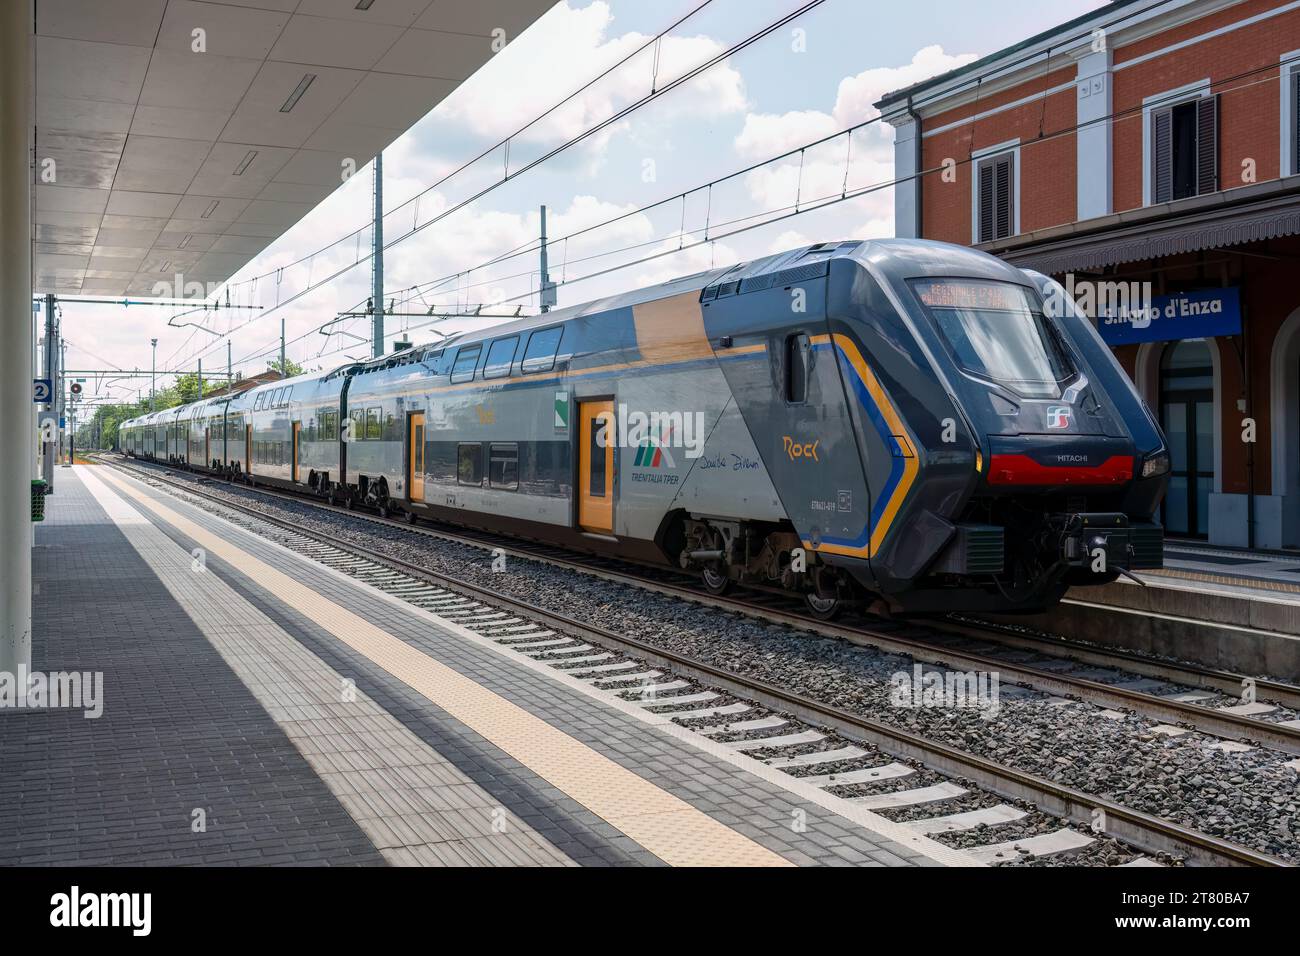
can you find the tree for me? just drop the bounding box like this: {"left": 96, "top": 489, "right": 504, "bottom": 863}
{"left": 267, "top": 357, "right": 304, "bottom": 378}
{"left": 172, "top": 372, "right": 218, "bottom": 404}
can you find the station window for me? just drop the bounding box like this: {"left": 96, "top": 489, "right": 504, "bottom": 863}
{"left": 975, "top": 150, "right": 1016, "bottom": 243}
{"left": 451, "top": 345, "right": 481, "bottom": 383}
{"left": 521, "top": 326, "right": 562, "bottom": 373}
{"left": 457, "top": 443, "right": 484, "bottom": 486}
{"left": 1149, "top": 93, "right": 1218, "bottom": 203}
{"left": 483, "top": 337, "right": 518, "bottom": 379}
{"left": 489, "top": 443, "right": 519, "bottom": 490}
{"left": 785, "top": 333, "right": 810, "bottom": 404}
{"left": 365, "top": 407, "right": 382, "bottom": 440}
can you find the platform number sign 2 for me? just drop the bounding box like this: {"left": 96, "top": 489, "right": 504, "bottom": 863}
{"left": 33, "top": 379, "right": 52, "bottom": 403}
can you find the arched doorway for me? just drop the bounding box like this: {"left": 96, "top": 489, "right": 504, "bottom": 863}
{"left": 1159, "top": 339, "right": 1215, "bottom": 537}
{"left": 1271, "top": 307, "right": 1300, "bottom": 548}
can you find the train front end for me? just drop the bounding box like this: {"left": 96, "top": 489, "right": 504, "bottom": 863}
{"left": 829, "top": 240, "right": 1169, "bottom": 614}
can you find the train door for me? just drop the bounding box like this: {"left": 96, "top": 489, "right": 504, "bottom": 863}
{"left": 244, "top": 424, "right": 252, "bottom": 474}
{"left": 577, "top": 399, "right": 614, "bottom": 534}
{"left": 291, "top": 421, "right": 301, "bottom": 482}
{"left": 408, "top": 412, "right": 425, "bottom": 503}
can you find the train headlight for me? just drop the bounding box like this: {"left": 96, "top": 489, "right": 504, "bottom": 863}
{"left": 1141, "top": 451, "right": 1170, "bottom": 479}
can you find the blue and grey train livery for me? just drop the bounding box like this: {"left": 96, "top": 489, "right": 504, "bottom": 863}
{"left": 121, "top": 238, "right": 1168, "bottom": 617}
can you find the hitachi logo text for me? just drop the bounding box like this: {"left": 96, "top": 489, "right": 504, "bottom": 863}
{"left": 50, "top": 886, "right": 151, "bottom": 937}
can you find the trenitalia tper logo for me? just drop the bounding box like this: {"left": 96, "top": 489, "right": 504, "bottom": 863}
{"left": 634, "top": 429, "right": 676, "bottom": 469}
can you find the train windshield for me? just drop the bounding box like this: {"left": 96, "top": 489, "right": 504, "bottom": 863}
{"left": 911, "top": 278, "right": 1073, "bottom": 399}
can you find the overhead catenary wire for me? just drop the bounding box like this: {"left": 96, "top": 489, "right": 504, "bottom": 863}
{"left": 174, "top": 0, "right": 829, "bottom": 373}
{"left": 223, "top": 52, "right": 1288, "bottom": 376}
{"left": 154, "top": 0, "right": 1268, "bottom": 382}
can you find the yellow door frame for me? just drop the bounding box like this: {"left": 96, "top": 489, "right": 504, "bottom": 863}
{"left": 577, "top": 399, "right": 615, "bottom": 534}
{"left": 408, "top": 412, "right": 425, "bottom": 503}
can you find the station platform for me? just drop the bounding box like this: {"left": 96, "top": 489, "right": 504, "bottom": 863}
{"left": 1158, "top": 541, "right": 1300, "bottom": 597}
{"left": 989, "top": 540, "right": 1300, "bottom": 680}
{"left": 1, "top": 466, "right": 971, "bottom": 868}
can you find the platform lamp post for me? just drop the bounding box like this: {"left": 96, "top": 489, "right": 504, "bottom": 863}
{"left": 150, "top": 338, "right": 158, "bottom": 411}
{"left": 1, "top": 0, "right": 33, "bottom": 675}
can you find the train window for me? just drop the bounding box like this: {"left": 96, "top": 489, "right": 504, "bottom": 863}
{"left": 384, "top": 412, "right": 399, "bottom": 442}
{"left": 451, "top": 345, "right": 481, "bottom": 383}
{"left": 483, "top": 337, "right": 518, "bottom": 379}
{"left": 785, "top": 333, "right": 810, "bottom": 404}
{"left": 320, "top": 409, "right": 337, "bottom": 441}
{"left": 488, "top": 443, "right": 519, "bottom": 490}
{"left": 457, "top": 443, "right": 484, "bottom": 486}
{"left": 365, "top": 407, "right": 382, "bottom": 440}
{"left": 254, "top": 394, "right": 263, "bottom": 411}
{"left": 912, "top": 278, "right": 1073, "bottom": 399}
{"left": 521, "top": 326, "right": 562, "bottom": 373}
{"left": 588, "top": 424, "right": 606, "bottom": 498}
{"left": 280, "top": 387, "right": 293, "bottom": 407}
{"left": 348, "top": 409, "right": 364, "bottom": 442}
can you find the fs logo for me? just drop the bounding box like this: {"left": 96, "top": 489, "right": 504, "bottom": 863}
{"left": 1046, "top": 406, "right": 1072, "bottom": 429}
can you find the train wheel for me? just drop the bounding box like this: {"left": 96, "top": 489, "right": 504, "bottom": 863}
{"left": 803, "top": 591, "right": 842, "bottom": 621}
{"left": 405, "top": 511, "right": 419, "bottom": 525}
{"left": 804, "top": 569, "right": 844, "bottom": 621}
{"left": 700, "top": 564, "right": 732, "bottom": 596}
{"left": 377, "top": 505, "right": 390, "bottom": 520}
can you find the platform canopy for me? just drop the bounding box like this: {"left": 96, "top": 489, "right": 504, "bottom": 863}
{"left": 33, "top": 0, "right": 553, "bottom": 297}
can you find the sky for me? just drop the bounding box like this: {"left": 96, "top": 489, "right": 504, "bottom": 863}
{"left": 61, "top": 0, "right": 1107, "bottom": 409}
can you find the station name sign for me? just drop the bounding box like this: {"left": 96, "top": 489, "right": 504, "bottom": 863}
{"left": 1096, "top": 287, "right": 1241, "bottom": 346}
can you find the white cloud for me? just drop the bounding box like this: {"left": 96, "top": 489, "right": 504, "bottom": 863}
{"left": 768, "top": 229, "right": 812, "bottom": 254}
{"left": 728, "top": 45, "right": 976, "bottom": 240}
{"left": 436, "top": 2, "right": 747, "bottom": 161}
{"left": 831, "top": 45, "right": 978, "bottom": 129}
{"left": 733, "top": 109, "right": 839, "bottom": 162}
{"left": 632, "top": 237, "right": 740, "bottom": 289}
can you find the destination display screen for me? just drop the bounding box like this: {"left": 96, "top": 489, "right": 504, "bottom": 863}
{"left": 914, "top": 279, "right": 1029, "bottom": 312}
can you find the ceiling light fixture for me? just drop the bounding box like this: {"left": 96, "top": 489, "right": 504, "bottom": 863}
{"left": 355, "top": 0, "right": 377, "bottom": 10}
{"left": 233, "top": 150, "right": 258, "bottom": 176}
{"left": 280, "top": 73, "right": 317, "bottom": 112}
{"left": 201, "top": 200, "right": 219, "bottom": 218}
{"left": 179, "top": 234, "right": 193, "bottom": 249}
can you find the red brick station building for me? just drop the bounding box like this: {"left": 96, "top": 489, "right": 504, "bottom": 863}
{"left": 876, "top": 0, "right": 1300, "bottom": 549}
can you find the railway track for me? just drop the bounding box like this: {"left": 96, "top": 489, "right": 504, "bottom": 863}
{"left": 99, "top": 454, "right": 1296, "bottom": 866}
{"left": 102, "top": 455, "right": 1300, "bottom": 754}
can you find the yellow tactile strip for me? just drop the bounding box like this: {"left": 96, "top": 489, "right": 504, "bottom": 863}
{"left": 98, "top": 468, "right": 792, "bottom": 868}
{"left": 79, "top": 467, "right": 573, "bottom": 867}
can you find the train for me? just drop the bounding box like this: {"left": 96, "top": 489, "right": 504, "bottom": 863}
{"left": 121, "top": 238, "right": 1168, "bottom": 618}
